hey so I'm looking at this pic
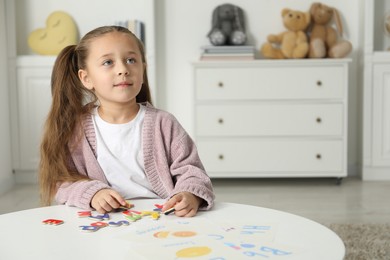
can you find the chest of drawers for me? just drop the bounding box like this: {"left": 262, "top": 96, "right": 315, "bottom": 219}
{"left": 193, "top": 59, "right": 350, "bottom": 178}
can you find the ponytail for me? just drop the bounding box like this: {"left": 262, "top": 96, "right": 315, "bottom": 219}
{"left": 39, "top": 45, "right": 93, "bottom": 206}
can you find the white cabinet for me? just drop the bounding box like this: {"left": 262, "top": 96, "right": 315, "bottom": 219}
{"left": 194, "top": 60, "right": 350, "bottom": 179}
{"left": 5, "top": 0, "right": 156, "bottom": 177}
{"left": 363, "top": 0, "right": 390, "bottom": 180}
{"left": 14, "top": 57, "right": 54, "bottom": 171}
{"left": 372, "top": 65, "right": 390, "bottom": 166}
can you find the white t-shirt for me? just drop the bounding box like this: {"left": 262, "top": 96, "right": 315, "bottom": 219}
{"left": 92, "top": 105, "right": 158, "bottom": 199}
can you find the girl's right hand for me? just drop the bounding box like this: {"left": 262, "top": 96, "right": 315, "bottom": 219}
{"left": 91, "top": 189, "right": 127, "bottom": 213}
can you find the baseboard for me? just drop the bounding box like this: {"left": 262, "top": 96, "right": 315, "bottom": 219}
{"left": 362, "top": 167, "right": 390, "bottom": 181}
{"left": 348, "top": 163, "right": 360, "bottom": 178}
{"left": 0, "top": 175, "right": 15, "bottom": 196}
{"left": 14, "top": 170, "right": 38, "bottom": 184}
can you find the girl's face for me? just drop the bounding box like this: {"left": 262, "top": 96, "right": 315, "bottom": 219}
{"left": 78, "top": 32, "right": 145, "bottom": 108}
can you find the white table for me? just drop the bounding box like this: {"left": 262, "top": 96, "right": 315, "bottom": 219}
{"left": 0, "top": 199, "right": 344, "bottom": 259}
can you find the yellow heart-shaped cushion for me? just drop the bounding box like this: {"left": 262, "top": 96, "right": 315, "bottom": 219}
{"left": 28, "top": 11, "right": 78, "bottom": 55}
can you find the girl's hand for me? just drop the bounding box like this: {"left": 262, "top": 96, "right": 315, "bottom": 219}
{"left": 162, "top": 192, "right": 203, "bottom": 217}
{"left": 91, "top": 189, "right": 127, "bottom": 213}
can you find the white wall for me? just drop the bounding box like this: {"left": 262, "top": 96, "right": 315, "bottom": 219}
{"left": 156, "top": 0, "right": 363, "bottom": 176}
{"left": 0, "top": 0, "right": 15, "bottom": 194}
{"left": 1, "top": 0, "right": 365, "bottom": 182}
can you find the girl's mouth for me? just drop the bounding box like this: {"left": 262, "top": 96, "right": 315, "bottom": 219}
{"left": 114, "top": 81, "right": 132, "bottom": 87}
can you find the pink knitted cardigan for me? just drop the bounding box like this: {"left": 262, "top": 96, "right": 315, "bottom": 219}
{"left": 55, "top": 103, "right": 215, "bottom": 210}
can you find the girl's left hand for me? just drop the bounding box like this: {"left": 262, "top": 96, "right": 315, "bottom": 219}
{"left": 162, "top": 192, "right": 203, "bottom": 217}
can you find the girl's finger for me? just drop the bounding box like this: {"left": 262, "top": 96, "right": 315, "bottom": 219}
{"left": 109, "top": 190, "right": 127, "bottom": 207}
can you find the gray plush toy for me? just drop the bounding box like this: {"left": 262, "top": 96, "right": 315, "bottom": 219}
{"left": 207, "top": 3, "right": 247, "bottom": 46}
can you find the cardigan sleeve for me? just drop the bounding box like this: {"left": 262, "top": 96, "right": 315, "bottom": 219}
{"left": 55, "top": 179, "right": 110, "bottom": 210}
{"left": 143, "top": 107, "right": 215, "bottom": 210}
{"left": 169, "top": 132, "right": 215, "bottom": 210}
{"left": 54, "top": 125, "right": 111, "bottom": 210}
{"left": 146, "top": 109, "right": 214, "bottom": 210}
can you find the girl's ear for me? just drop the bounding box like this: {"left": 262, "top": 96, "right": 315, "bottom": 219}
{"left": 78, "top": 69, "right": 93, "bottom": 90}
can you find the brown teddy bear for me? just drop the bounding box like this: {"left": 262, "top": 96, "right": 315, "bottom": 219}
{"left": 307, "top": 2, "right": 352, "bottom": 58}
{"left": 261, "top": 8, "right": 311, "bottom": 59}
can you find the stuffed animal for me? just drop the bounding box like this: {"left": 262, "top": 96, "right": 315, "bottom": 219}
{"left": 261, "top": 8, "right": 310, "bottom": 59}
{"left": 207, "top": 3, "right": 247, "bottom": 46}
{"left": 307, "top": 2, "right": 352, "bottom": 58}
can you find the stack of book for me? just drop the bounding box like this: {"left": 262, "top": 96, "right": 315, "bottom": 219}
{"left": 115, "top": 20, "right": 145, "bottom": 45}
{"left": 200, "top": 45, "right": 255, "bottom": 61}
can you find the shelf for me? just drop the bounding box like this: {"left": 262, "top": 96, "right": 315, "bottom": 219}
{"left": 363, "top": 0, "right": 390, "bottom": 179}
{"left": 370, "top": 0, "right": 390, "bottom": 52}
{"left": 371, "top": 51, "right": 390, "bottom": 62}
{"left": 15, "top": 55, "right": 56, "bottom": 67}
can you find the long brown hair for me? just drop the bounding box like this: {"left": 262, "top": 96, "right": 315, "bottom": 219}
{"left": 39, "top": 26, "right": 152, "bottom": 206}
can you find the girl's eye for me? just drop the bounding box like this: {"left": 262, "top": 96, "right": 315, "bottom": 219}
{"left": 126, "top": 58, "right": 136, "bottom": 64}
{"left": 103, "top": 60, "right": 113, "bottom": 66}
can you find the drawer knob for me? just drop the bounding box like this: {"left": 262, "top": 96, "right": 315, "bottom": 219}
{"left": 218, "top": 154, "right": 224, "bottom": 160}
{"left": 316, "top": 117, "right": 322, "bottom": 123}
{"left": 218, "top": 118, "right": 224, "bottom": 124}
{"left": 218, "top": 82, "right": 224, "bottom": 88}
{"left": 316, "top": 80, "right": 322, "bottom": 87}
{"left": 316, "top": 154, "right": 322, "bottom": 160}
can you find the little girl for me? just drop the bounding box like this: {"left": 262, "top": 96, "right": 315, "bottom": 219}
{"left": 39, "top": 26, "right": 214, "bottom": 217}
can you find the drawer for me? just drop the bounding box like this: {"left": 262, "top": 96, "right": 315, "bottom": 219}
{"left": 195, "top": 66, "right": 344, "bottom": 100}
{"left": 196, "top": 103, "right": 344, "bottom": 136}
{"left": 197, "top": 139, "right": 344, "bottom": 173}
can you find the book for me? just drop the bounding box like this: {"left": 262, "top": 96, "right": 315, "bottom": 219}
{"left": 134, "top": 20, "right": 145, "bottom": 44}
{"left": 127, "top": 20, "right": 136, "bottom": 34}
{"left": 115, "top": 19, "right": 145, "bottom": 45}
{"left": 200, "top": 45, "right": 255, "bottom": 60}
{"left": 200, "top": 53, "right": 254, "bottom": 61}
{"left": 200, "top": 47, "right": 255, "bottom": 60}
{"left": 201, "top": 45, "right": 255, "bottom": 54}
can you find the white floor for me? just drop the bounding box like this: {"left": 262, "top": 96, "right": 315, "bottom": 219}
{"left": 1, "top": 177, "right": 389, "bottom": 224}
{"left": 212, "top": 177, "right": 390, "bottom": 224}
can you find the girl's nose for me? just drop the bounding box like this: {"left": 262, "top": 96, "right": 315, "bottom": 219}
{"left": 118, "top": 62, "right": 129, "bottom": 76}
{"left": 118, "top": 70, "right": 129, "bottom": 76}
